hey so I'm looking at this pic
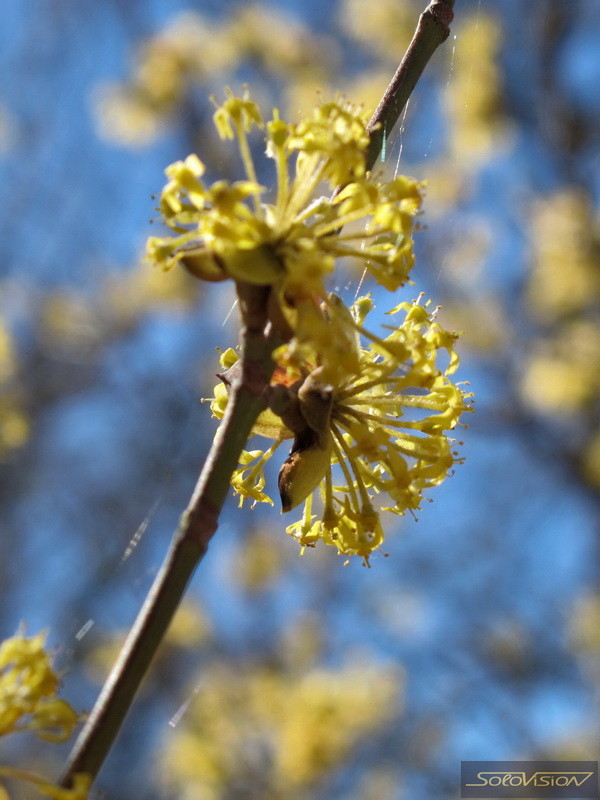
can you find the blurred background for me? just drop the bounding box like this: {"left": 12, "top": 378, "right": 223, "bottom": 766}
{"left": 1, "top": 0, "right": 599, "bottom": 797}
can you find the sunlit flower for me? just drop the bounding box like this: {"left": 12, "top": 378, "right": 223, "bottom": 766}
{"left": 210, "top": 295, "right": 472, "bottom": 564}
{"left": 0, "top": 631, "right": 88, "bottom": 800}
{"left": 148, "top": 88, "right": 471, "bottom": 564}
{"left": 146, "top": 89, "right": 423, "bottom": 359}
{"left": 0, "top": 631, "right": 77, "bottom": 742}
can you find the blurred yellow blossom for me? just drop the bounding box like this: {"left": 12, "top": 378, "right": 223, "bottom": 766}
{"left": 94, "top": 12, "right": 235, "bottom": 146}
{"left": 435, "top": 297, "right": 508, "bottom": 354}
{"left": 0, "top": 106, "right": 14, "bottom": 154}
{"left": 445, "top": 13, "right": 509, "bottom": 162}
{"left": 568, "top": 593, "right": 600, "bottom": 688}
{"left": 521, "top": 187, "right": 600, "bottom": 489}
{"left": 166, "top": 603, "right": 212, "bottom": 649}
{"left": 226, "top": 4, "right": 339, "bottom": 79}
{"left": 232, "top": 527, "right": 285, "bottom": 592}
{"left": 526, "top": 190, "right": 600, "bottom": 322}
{"left": 0, "top": 321, "right": 28, "bottom": 458}
{"left": 520, "top": 320, "right": 600, "bottom": 415}
{"left": 160, "top": 658, "right": 401, "bottom": 798}
{"left": 93, "top": 6, "right": 336, "bottom": 148}
{"left": 569, "top": 592, "right": 600, "bottom": 656}
{"left": 338, "top": 0, "right": 416, "bottom": 64}
{"left": 581, "top": 431, "right": 600, "bottom": 489}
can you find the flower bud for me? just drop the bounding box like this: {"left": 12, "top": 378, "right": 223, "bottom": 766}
{"left": 180, "top": 250, "right": 228, "bottom": 282}
{"left": 278, "top": 435, "right": 332, "bottom": 513}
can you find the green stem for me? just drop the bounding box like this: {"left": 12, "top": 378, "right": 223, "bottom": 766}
{"left": 366, "top": 0, "right": 455, "bottom": 172}
{"left": 59, "top": 283, "right": 274, "bottom": 786}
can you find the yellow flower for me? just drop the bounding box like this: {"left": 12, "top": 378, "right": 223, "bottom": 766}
{"left": 0, "top": 768, "right": 90, "bottom": 800}
{"left": 210, "top": 295, "right": 472, "bottom": 564}
{"left": 0, "top": 631, "right": 78, "bottom": 742}
{"left": 146, "top": 89, "right": 423, "bottom": 352}
{"left": 230, "top": 446, "right": 279, "bottom": 508}
{"left": 148, "top": 88, "right": 471, "bottom": 564}
{"left": 0, "top": 631, "right": 87, "bottom": 800}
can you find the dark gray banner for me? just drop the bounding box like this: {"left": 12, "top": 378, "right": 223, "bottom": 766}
{"left": 461, "top": 761, "right": 598, "bottom": 799}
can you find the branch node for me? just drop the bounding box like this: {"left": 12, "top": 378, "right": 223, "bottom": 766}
{"left": 179, "top": 502, "right": 219, "bottom": 552}
{"left": 424, "top": 0, "right": 454, "bottom": 39}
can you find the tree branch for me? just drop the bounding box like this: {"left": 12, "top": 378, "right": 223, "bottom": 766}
{"left": 60, "top": 0, "right": 456, "bottom": 788}
{"left": 366, "top": 0, "right": 455, "bottom": 172}
{"left": 60, "top": 283, "right": 274, "bottom": 784}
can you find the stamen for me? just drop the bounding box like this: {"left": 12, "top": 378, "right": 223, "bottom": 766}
{"left": 286, "top": 154, "right": 326, "bottom": 221}
{"left": 243, "top": 439, "right": 284, "bottom": 485}
{"left": 311, "top": 208, "right": 373, "bottom": 237}
{"left": 331, "top": 422, "right": 372, "bottom": 508}
{"left": 330, "top": 430, "right": 361, "bottom": 512}
{"left": 302, "top": 492, "right": 313, "bottom": 529}
{"left": 274, "top": 149, "right": 290, "bottom": 219}
{"left": 235, "top": 122, "right": 262, "bottom": 219}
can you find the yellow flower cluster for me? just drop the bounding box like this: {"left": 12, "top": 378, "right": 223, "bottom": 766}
{"left": 0, "top": 631, "right": 89, "bottom": 800}
{"left": 211, "top": 295, "right": 472, "bottom": 564}
{"left": 148, "top": 93, "right": 420, "bottom": 285}
{"left": 148, "top": 90, "right": 422, "bottom": 367}
{"left": 0, "top": 631, "right": 76, "bottom": 742}
{"left": 148, "top": 89, "right": 471, "bottom": 564}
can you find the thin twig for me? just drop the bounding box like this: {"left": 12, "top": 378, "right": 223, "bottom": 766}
{"left": 366, "top": 0, "right": 455, "bottom": 172}
{"left": 60, "top": 0, "right": 456, "bottom": 788}
{"left": 60, "top": 283, "right": 275, "bottom": 784}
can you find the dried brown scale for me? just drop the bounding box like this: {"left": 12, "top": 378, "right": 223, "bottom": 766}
{"left": 297, "top": 376, "right": 334, "bottom": 449}
{"left": 277, "top": 378, "right": 335, "bottom": 511}
{"left": 268, "top": 380, "right": 307, "bottom": 436}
